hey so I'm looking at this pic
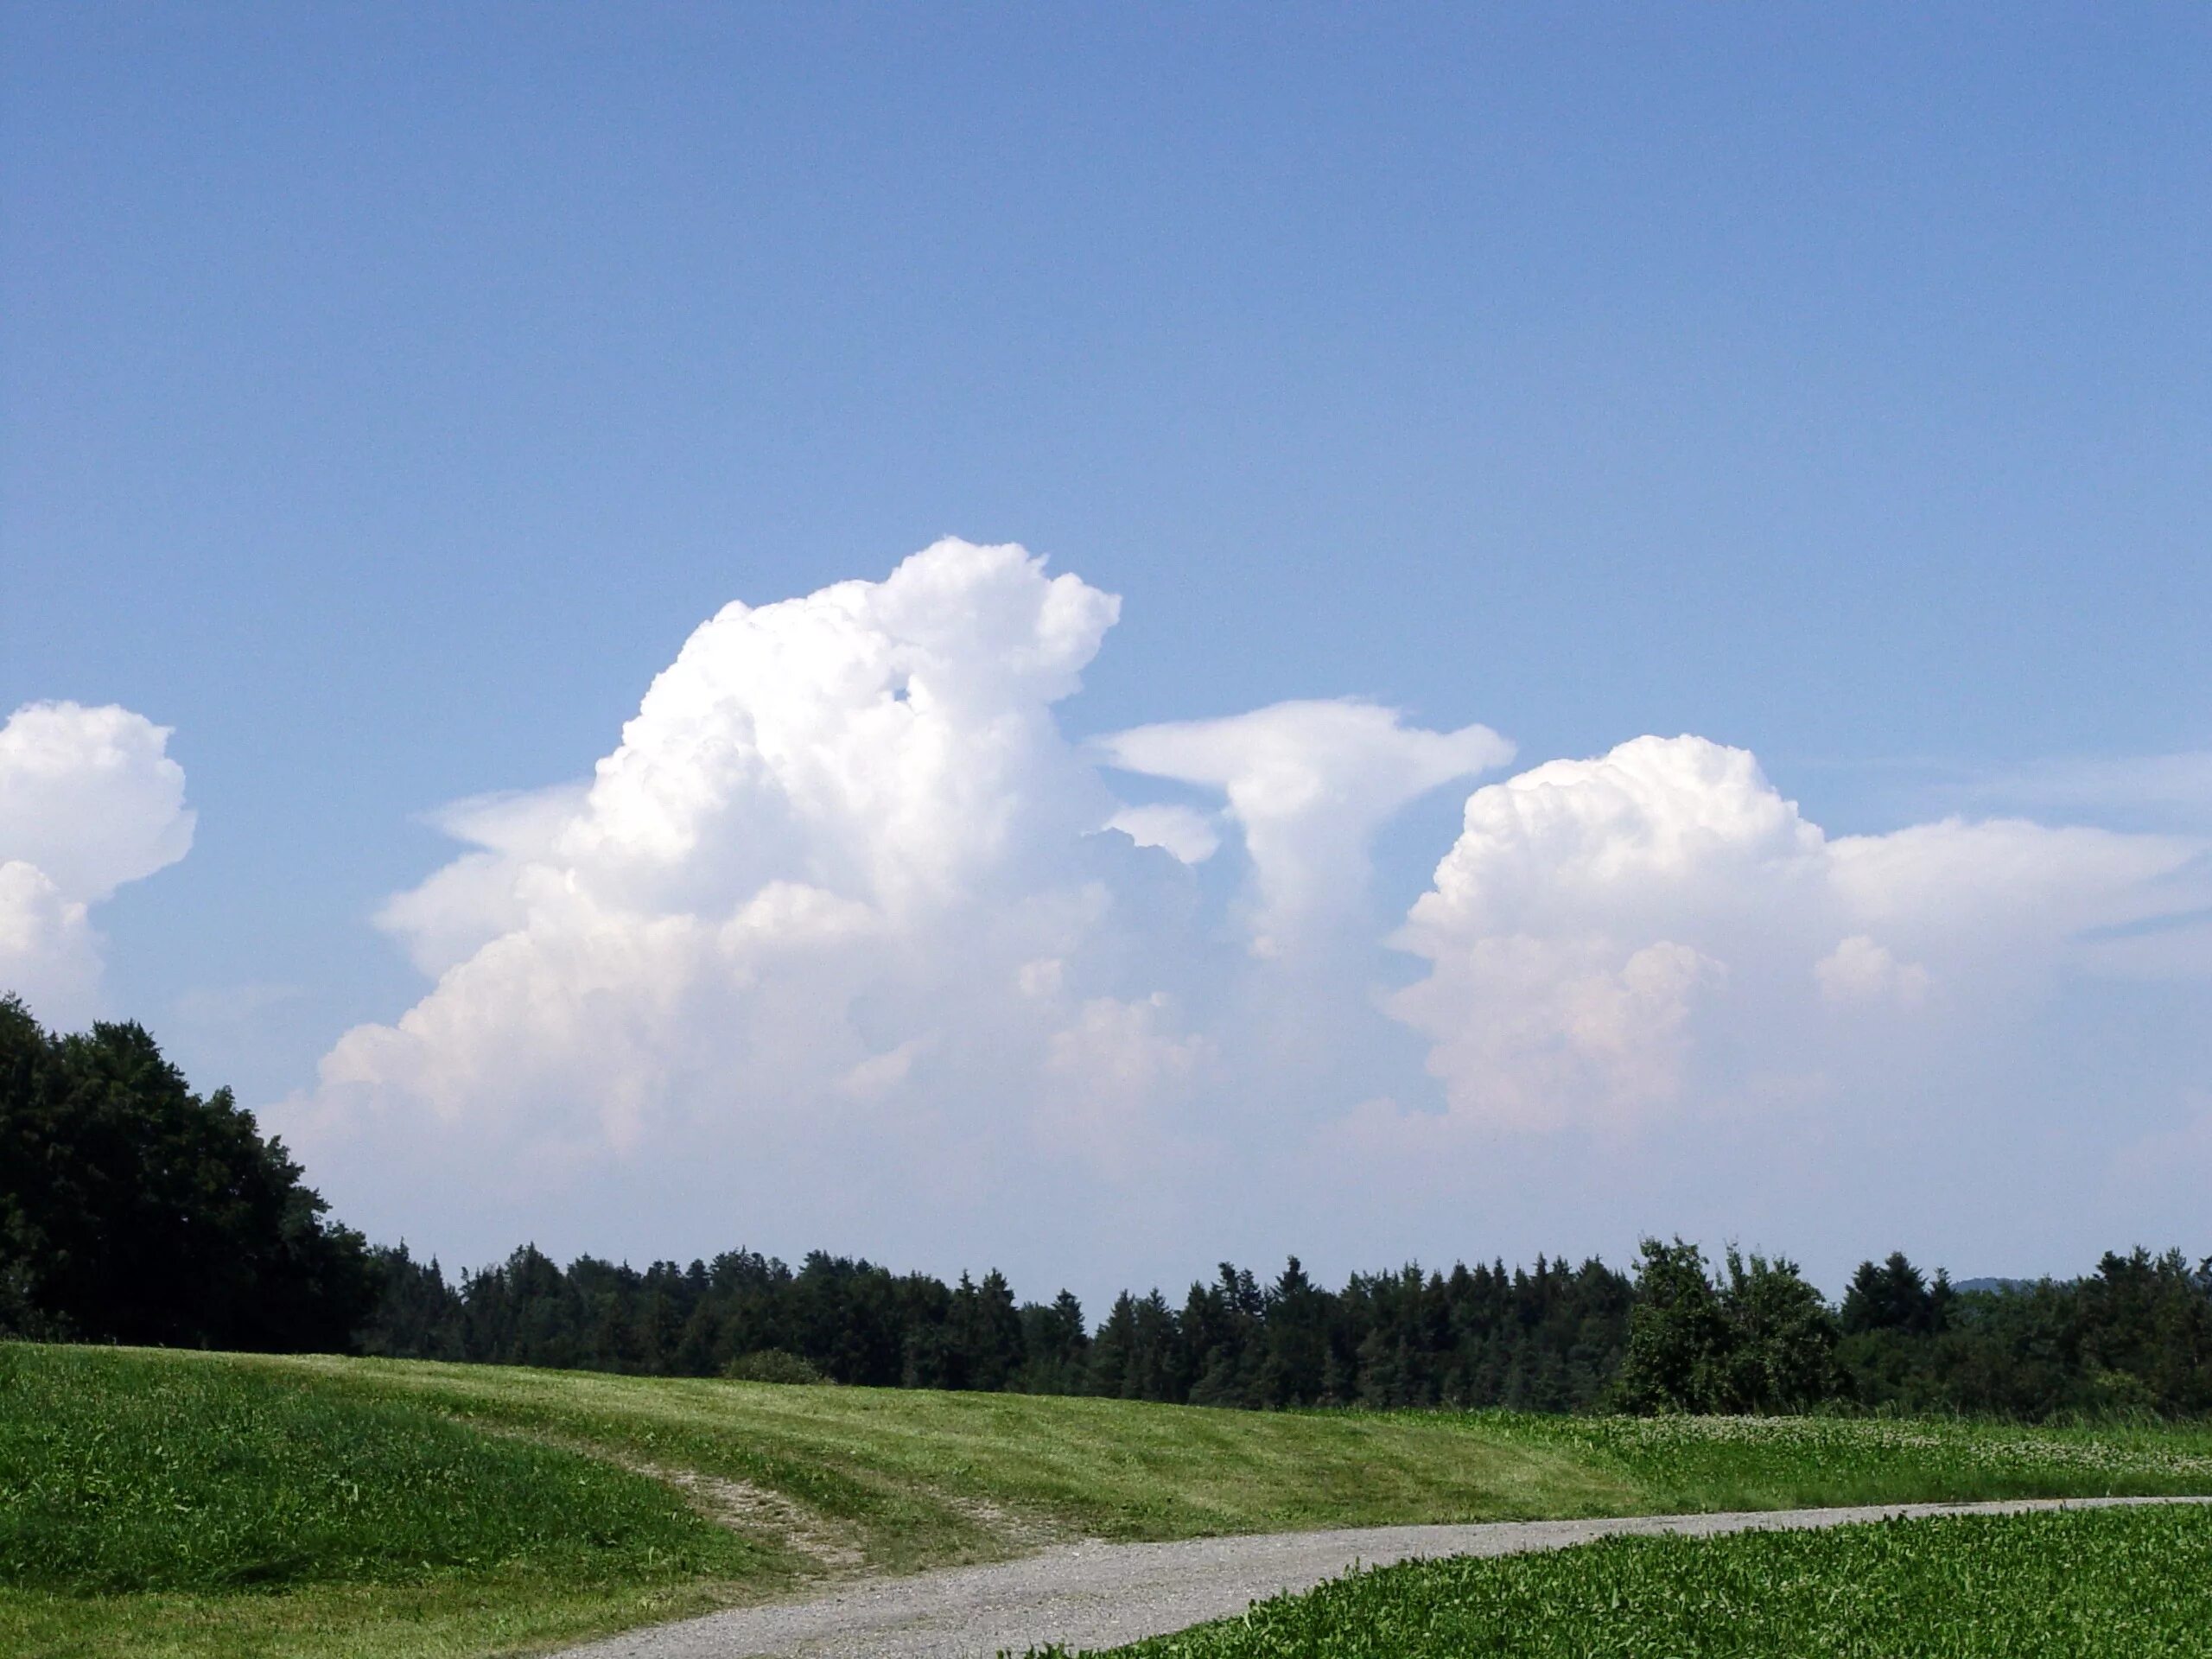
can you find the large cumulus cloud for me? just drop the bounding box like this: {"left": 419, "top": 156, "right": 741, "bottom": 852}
{"left": 1386, "top": 734, "right": 2208, "bottom": 1134}
{"left": 0, "top": 701, "right": 195, "bottom": 1026}
{"left": 295, "top": 543, "right": 1254, "bottom": 1254}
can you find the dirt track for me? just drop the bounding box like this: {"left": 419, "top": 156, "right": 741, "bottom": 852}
{"left": 565, "top": 1494, "right": 2212, "bottom": 1659}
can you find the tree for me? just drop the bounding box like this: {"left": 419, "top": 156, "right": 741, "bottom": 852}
{"left": 944, "top": 1269, "right": 1025, "bottom": 1390}
{"left": 1014, "top": 1290, "right": 1088, "bottom": 1392}
{"left": 2076, "top": 1249, "right": 2212, "bottom": 1414}
{"left": 1614, "top": 1237, "right": 1732, "bottom": 1412}
{"left": 1841, "top": 1253, "right": 1947, "bottom": 1336}
{"left": 0, "top": 997, "right": 373, "bottom": 1351}
{"left": 356, "top": 1242, "right": 464, "bottom": 1358}
{"left": 1086, "top": 1292, "right": 1139, "bottom": 1396}
{"left": 1260, "top": 1256, "right": 1331, "bottom": 1405}
{"left": 1616, "top": 1240, "right": 1842, "bottom": 1414}
{"left": 1715, "top": 1249, "right": 1840, "bottom": 1412}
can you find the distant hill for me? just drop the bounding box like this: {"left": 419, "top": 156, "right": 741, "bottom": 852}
{"left": 1954, "top": 1277, "right": 2035, "bottom": 1294}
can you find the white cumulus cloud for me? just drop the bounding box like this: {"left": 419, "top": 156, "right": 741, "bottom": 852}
{"left": 1389, "top": 734, "right": 2207, "bottom": 1135}
{"left": 289, "top": 540, "right": 1247, "bottom": 1249}
{"left": 0, "top": 701, "right": 194, "bottom": 1027}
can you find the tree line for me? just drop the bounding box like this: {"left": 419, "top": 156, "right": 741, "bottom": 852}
{"left": 358, "top": 1236, "right": 2212, "bottom": 1420}
{"left": 359, "top": 1243, "right": 1636, "bottom": 1411}
{"left": 5, "top": 997, "right": 2209, "bottom": 1420}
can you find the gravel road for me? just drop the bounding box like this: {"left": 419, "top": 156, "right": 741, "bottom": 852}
{"left": 566, "top": 1494, "right": 2209, "bottom": 1659}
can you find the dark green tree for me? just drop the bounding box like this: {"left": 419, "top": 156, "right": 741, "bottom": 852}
{"left": 1014, "top": 1289, "right": 1088, "bottom": 1392}
{"left": 1614, "top": 1238, "right": 1733, "bottom": 1412}
{"left": 1260, "top": 1256, "right": 1331, "bottom": 1405}
{"left": 1715, "top": 1249, "right": 1841, "bottom": 1412}
{"left": 0, "top": 997, "right": 372, "bottom": 1351}
{"left": 1085, "top": 1291, "right": 1140, "bottom": 1396}
{"left": 1841, "top": 1252, "right": 1948, "bottom": 1336}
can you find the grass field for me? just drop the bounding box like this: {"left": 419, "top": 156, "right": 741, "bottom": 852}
{"left": 1055, "top": 1503, "right": 2212, "bottom": 1657}
{"left": 7, "top": 1343, "right": 2212, "bottom": 1658}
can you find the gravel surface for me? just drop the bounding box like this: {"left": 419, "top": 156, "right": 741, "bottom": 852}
{"left": 566, "top": 1494, "right": 2211, "bottom": 1659}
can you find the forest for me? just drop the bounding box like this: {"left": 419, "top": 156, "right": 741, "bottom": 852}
{"left": 6, "top": 996, "right": 2209, "bottom": 1421}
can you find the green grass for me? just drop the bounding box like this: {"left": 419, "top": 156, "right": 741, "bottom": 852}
{"left": 7, "top": 1343, "right": 2212, "bottom": 1658}
{"left": 1055, "top": 1503, "right": 2212, "bottom": 1657}
{"left": 270, "top": 1355, "right": 1642, "bottom": 1562}
{"left": 0, "top": 1349, "right": 767, "bottom": 1594}
{"left": 0, "top": 1346, "right": 780, "bottom": 1657}
{"left": 1518, "top": 1410, "right": 2212, "bottom": 1511}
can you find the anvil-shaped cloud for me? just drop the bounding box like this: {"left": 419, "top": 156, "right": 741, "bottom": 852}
{"left": 1100, "top": 700, "right": 1513, "bottom": 957}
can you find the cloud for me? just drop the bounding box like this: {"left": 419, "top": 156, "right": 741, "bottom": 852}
{"left": 0, "top": 862, "right": 100, "bottom": 1023}
{"left": 1389, "top": 734, "right": 2207, "bottom": 1135}
{"left": 1815, "top": 936, "right": 1931, "bottom": 1007}
{"left": 0, "top": 702, "right": 194, "bottom": 1027}
{"left": 373, "top": 785, "right": 589, "bottom": 977}
{"left": 1099, "top": 699, "right": 1513, "bottom": 956}
{"left": 1039, "top": 992, "right": 1214, "bottom": 1175}
{"left": 289, "top": 540, "right": 1244, "bottom": 1247}
{"left": 281, "top": 547, "right": 2212, "bottom": 1293}
{"left": 0, "top": 702, "right": 194, "bottom": 903}
{"left": 1103, "top": 804, "right": 1220, "bottom": 866}
{"left": 1389, "top": 933, "right": 1721, "bottom": 1131}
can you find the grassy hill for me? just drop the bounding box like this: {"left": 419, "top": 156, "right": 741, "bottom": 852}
{"left": 7, "top": 1343, "right": 2212, "bottom": 1658}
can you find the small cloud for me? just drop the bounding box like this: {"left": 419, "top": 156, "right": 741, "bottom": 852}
{"left": 1815, "top": 936, "right": 1931, "bottom": 1007}
{"left": 0, "top": 862, "right": 99, "bottom": 1024}
{"left": 1104, "top": 803, "right": 1220, "bottom": 865}
{"left": 1016, "top": 957, "right": 1065, "bottom": 999}
{"left": 1039, "top": 993, "right": 1211, "bottom": 1174}
{"left": 840, "top": 1038, "right": 930, "bottom": 1100}
{"left": 0, "top": 701, "right": 194, "bottom": 1027}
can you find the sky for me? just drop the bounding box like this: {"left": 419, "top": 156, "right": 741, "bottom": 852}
{"left": 3, "top": 6, "right": 2209, "bottom": 1307}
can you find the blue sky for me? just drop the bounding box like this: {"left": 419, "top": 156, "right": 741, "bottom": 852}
{"left": 4, "top": 7, "right": 2208, "bottom": 1301}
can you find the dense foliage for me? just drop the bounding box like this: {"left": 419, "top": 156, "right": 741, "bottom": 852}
{"left": 1836, "top": 1246, "right": 2212, "bottom": 1417}
{"left": 0, "top": 997, "right": 372, "bottom": 1351}
{"left": 1614, "top": 1241, "right": 1841, "bottom": 1414}
{"left": 362, "top": 1235, "right": 2212, "bottom": 1421}
{"left": 1052, "top": 1503, "right": 2212, "bottom": 1658}
{"left": 361, "top": 1245, "right": 1633, "bottom": 1410}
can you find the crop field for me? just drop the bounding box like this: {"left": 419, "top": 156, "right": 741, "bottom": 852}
{"left": 6, "top": 1343, "right": 2212, "bottom": 1657}
{"left": 1518, "top": 1410, "right": 2212, "bottom": 1511}
{"left": 1061, "top": 1502, "right": 2212, "bottom": 1657}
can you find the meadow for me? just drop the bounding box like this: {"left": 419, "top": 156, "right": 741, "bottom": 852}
{"left": 7, "top": 1343, "right": 2212, "bottom": 1657}
{"left": 1055, "top": 1502, "right": 2212, "bottom": 1658}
